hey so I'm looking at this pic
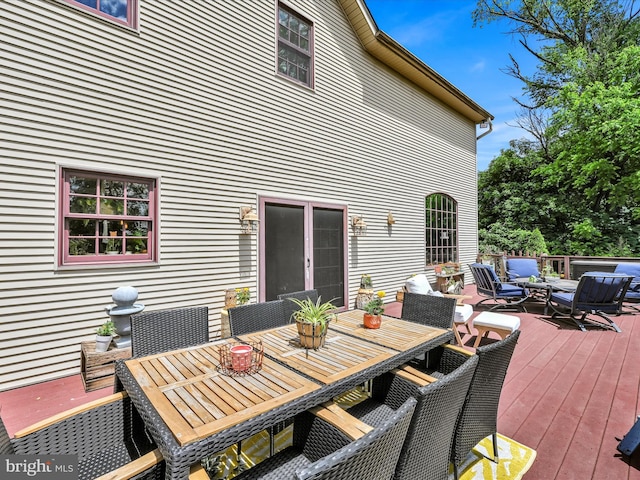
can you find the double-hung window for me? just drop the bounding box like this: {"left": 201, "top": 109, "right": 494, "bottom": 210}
{"left": 426, "top": 194, "right": 458, "bottom": 265}
{"left": 60, "top": 0, "right": 138, "bottom": 29}
{"left": 277, "top": 3, "right": 313, "bottom": 88}
{"left": 60, "top": 169, "right": 156, "bottom": 266}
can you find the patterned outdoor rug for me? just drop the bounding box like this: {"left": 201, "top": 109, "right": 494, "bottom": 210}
{"left": 451, "top": 433, "right": 537, "bottom": 480}
{"left": 201, "top": 387, "right": 536, "bottom": 480}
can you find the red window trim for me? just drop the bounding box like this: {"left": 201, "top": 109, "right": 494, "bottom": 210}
{"left": 58, "top": 0, "right": 139, "bottom": 30}
{"left": 59, "top": 168, "right": 157, "bottom": 267}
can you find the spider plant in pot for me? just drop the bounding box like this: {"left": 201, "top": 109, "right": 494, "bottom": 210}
{"left": 363, "top": 291, "right": 385, "bottom": 329}
{"left": 95, "top": 320, "right": 116, "bottom": 352}
{"left": 289, "top": 296, "right": 337, "bottom": 350}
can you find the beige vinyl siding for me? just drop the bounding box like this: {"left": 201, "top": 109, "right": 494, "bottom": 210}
{"left": 0, "top": 0, "right": 482, "bottom": 390}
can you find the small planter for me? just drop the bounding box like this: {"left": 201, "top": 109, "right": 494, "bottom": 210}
{"left": 296, "top": 320, "right": 329, "bottom": 349}
{"left": 363, "top": 313, "right": 381, "bottom": 329}
{"left": 95, "top": 334, "right": 112, "bottom": 352}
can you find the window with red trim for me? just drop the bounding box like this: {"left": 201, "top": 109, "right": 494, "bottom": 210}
{"left": 61, "top": 0, "right": 138, "bottom": 29}
{"left": 60, "top": 169, "right": 156, "bottom": 265}
{"left": 277, "top": 3, "right": 313, "bottom": 88}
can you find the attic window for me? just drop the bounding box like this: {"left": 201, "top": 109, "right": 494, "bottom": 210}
{"left": 277, "top": 4, "right": 314, "bottom": 88}
{"left": 61, "top": 0, "right": 139, "bottom": 29}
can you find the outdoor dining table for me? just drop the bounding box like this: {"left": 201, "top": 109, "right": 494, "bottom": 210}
{"left": 115, "top": 311, "right": 453, "bottom": 480}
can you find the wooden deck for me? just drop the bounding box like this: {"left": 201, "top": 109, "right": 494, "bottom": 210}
{"left": 2, "top": 286, "right": 640, "bottom": 479}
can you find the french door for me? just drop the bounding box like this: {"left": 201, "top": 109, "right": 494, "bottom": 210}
{"left": 259, "top": 197, "right": 347, "bottom": 308}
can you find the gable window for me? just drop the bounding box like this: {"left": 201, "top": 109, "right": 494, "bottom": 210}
{"left": 60, "top": 0, "right": 138, "bottom": 29}
{"left": 60, "top": 169, "right": 156, "bottom": 266}
{"left": 426, "top": 194, "right": 458, "bottom": 265}
{"left": 277, "top": 3, "right": 313, "bottom": 88}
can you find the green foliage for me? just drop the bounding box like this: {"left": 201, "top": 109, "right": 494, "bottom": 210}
{"left": 363, "top": 291, "right": 386, "bottom": 315}
{"left": 96, "top": 320, "right": 116, "bottom": 337}
{"left": 474, "top": 0, "right": 640, "bottom": 257}
{"left": 479, "top": 224, "right": 548, "bottom": 255}
{"left": 288, "top": 297, "right": 337, "bottom": 333}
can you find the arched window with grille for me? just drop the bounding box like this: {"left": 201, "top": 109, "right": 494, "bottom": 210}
{"left": 426, "top": 193, "right": 458, "bottom": 265}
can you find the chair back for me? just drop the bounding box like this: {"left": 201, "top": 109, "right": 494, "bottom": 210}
{"left": 451, "top": 330, "right": 520, "bottom": 468}
{"left": 470, "top": 263, "right": 500, "bottom": 296}
{"left": 296, "top": 397, "right": 417, "bottom": 480}
{"left": 278, "top": 289, "right": 319, "bottom": 322}
{"left": 228, "top": 299, "right": 287, "bottom": 336}
{"left": 573, "top": 272, "right": 633, "bottom": 313}
{"left": 505, "top": 258, "right": 540, "bottom": 281}
{"left": 12, "top": 393, "right": 158, "bottom": 480}
{"left": 401, "top": 292, "right": 457, "bottom": 329}
{"left": 0, "top": 417, "right": 14, "bottom": 455}
{"left": 131, "top": 306, "right": 209, "bottom": 357}
{"left": 392, "top": 354, "right": 478, "bottom": 480}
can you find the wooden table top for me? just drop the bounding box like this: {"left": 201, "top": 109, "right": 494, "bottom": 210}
{"left": 124, "top": 339, "right": 320, "bottom": 446}
{"left": 237, "top": 323, "right": 397, "bottom": 385}
{"left": 330, "top": 310, "right": 449, "bottom": 351}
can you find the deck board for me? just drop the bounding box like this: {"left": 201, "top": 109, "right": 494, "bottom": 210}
{"left": 2, "top": 286, "right": 640, "bottom": 478}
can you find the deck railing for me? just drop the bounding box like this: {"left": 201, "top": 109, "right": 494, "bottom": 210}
{"left": 476, "top": 253, "right": 639, "bottom": 280}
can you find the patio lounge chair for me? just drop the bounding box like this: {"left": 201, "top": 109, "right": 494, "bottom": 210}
{"left": 232, "top": 397, "right": 417, "bottom": 479}
{"left": 469, "top": 263, "right": 529, "bottom": 312}
{"left": 1, "top": 392, "right": 207, "bottom": 480}
{"left": 613, "top": 263, "right": 640, "bottom": 312}
{"left": 505, "top": 258, "right": 541, "bottom": 281}
{"left": 548, "top": 272, "right": 634, "bottom": 332}
{"left": 346, "top": 353, "right": 478, "bottom": 480}
{"left": 130, "top": 306, "right": 209, "bottom": 357}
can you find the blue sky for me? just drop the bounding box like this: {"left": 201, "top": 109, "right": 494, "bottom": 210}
{"left": 365, "top": 0, "right": 539, "bottom": 171}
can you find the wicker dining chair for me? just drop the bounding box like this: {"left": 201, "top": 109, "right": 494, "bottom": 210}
{"left": 232, "top": 397, "right": 417, "bottom": 480}
{"left": 427, "top": 331, "right": 521, "bottom": 480}
{"left": 130, "top": 306, "right": 209, "bottom": 357}
{"left": 0, "top": 391, "right": 207, "bottom": 480}
{"left": 278, "top": 289, "right": 319, "bottom": 322}
{"left": 346, "top": 353, "right": 478, "bottom": 480}
{"left": 228, "top": 299, "right": 288, "bottom": 336}
{"left": 401, "top": 292, "right": 457, "bottom": 329}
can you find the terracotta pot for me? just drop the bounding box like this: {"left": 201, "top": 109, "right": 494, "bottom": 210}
{"left": 295, "top": 320, "right": 328, "bottom": 349}
{"left": 363, "top": 313, "right": 382, "bottom": 329}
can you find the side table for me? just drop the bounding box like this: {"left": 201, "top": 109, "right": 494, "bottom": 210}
{"left": 435, "top": 272, "right": 465, "bottom": 293}
{"left": 81, "top": 341, "right": 131, "bottom": 392}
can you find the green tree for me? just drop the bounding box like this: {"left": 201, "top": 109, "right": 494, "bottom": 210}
{"left": 474, "top": 0, "right": 640, "bottom": 256}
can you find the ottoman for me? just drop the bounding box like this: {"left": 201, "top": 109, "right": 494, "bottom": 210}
{"left": 472, "top": 311, "right": 520, "bottom": 348}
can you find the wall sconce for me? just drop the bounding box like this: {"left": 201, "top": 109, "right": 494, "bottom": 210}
{"left": 239, "top": 206, "right": 259, "bottom": 234}
{"left": 351, "top": 215, "right": 367, "bottom": 236}
{"left": 387, "top": 211, "right": 396, "bottom": 225}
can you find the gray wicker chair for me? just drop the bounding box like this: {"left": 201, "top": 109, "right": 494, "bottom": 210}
{"left": 130, "top": 306, "right": 209, "bottom": 358}
{"left": 346, "top": 353, "right": 478, "bottom": 480}
{"left": 233, "top": 397, "right": 417, "bottom": 479}
{"left": 401, "top": 292, "right": 457, "bottom": 329}
{"left": 0, "top": 392, "right": 178, "bottom": 480}
{"left": 428, "top": 331, "right": 521, "bottom": 480}
{"left": 228, "top": 299, "right": 288, "bottom": 336}
{"left": 278, "top": 289, "right": 319, "bottom": 322}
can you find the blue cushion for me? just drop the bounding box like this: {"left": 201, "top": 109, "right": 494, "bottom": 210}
{"left": 506, "top": 258, "right": 540, "bottom": 281}
{"left": 496, "top": 284, "right": 526, "bottom": 298}
{"left": 614, "top": 263, "right": 640, "bottom": 280}
{"left": 550, "top": 292, "right": 574, "bottom": 308}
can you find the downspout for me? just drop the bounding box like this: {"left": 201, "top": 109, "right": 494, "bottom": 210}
{"left": 476, "top": 119, "right": 493, "bottom": 140}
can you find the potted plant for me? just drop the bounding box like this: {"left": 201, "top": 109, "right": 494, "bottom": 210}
{"left": 236, "top": 287, "right": 250, "bottom": 305}
{"left": 95, "top": 320, "right": 116, "bottom": 352}
{"left": 363, "top": 291, "right": 385, "bottom": 329}
{"left": 289, "top": 296, "right": 337, "bottom": 349}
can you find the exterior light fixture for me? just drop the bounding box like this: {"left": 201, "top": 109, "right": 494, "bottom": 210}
{"left": 239, "top": 206, "right": 259, "bottom": 234}
{"left": 387, "top": 211, "right": 396, "bottom": 225}
{"left": 351, "top": 215, "right": 367, "bottom": 236}
{"left": 440, "top": 231, "right": 450, "bottom": 240}
{"left": 479, "top": 120, "right": 489, "bottom": 129}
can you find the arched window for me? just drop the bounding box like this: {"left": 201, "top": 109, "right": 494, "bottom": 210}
{"left": 426, "top": 194, "right": 458, "bottom": 265}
